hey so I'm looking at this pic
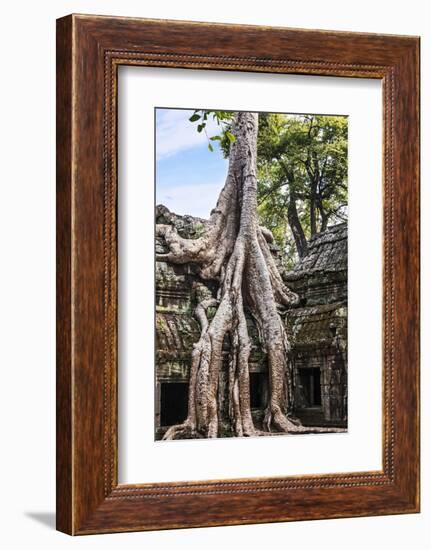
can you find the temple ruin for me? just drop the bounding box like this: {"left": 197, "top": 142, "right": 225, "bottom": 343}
{"left": 155, "top": 205, "right": 347, "bottom": 439}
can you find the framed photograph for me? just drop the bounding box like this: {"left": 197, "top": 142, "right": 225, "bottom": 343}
{"left": 56, "top": 14, "right": 420, "bottom": 535}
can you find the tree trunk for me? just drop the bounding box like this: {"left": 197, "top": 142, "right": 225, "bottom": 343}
{"left": 310, "top": 182, "right": 317, "bottom": 236}
{"left": 157, "top": 112, "right": 335, "bottom": 439}
{"left": 287, "top": 190, "right": 308, "bottom": 258}
{"left": 318, "top": 199, "right": 329, "bottom": 232}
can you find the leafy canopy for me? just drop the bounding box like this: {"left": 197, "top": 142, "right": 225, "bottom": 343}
{"left": 188, "top": 110, "right": 236, "bottom": 152}
{"left": 188, "top": 110, "right": 348, "bottom": 267}
{"left": 257, "top": 113, "right": 348, "bottom": 265}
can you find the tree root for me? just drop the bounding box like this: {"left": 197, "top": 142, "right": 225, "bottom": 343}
{"left": 162, "top": 420, "right": 203, "bottom": 441}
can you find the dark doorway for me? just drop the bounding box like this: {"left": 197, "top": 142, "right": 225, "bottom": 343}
{"left": 160, "top": 382, "right": 188, "bottom": 426}
{"left": 298, "top": 368, "right": 322, "bottom": 407}
{"left": 250, "top": 372, "right": 266, "bottom": 409}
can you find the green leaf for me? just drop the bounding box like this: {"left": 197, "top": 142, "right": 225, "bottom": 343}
{"left": 197, "top": 123, "right": 205, "bottom": 133}
{"left": 208, "top": 143, "right": 214, "bottom": 152}
{"left": 189, "top": 114, "right": 201, "bottom": 122}
{"left": 225, "top": 131, "right": 236, "bottom": 143}
{"left": 210, "top": 135, "right": 221, "bottom": 141}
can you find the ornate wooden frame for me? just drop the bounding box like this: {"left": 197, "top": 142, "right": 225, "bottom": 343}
{"left": 56, "top": 14, "right": 420, "bottom": 535}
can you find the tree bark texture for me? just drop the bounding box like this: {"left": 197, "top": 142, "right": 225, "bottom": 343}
{"left": 287, "top": 190, "right": 308, "bottom": 258}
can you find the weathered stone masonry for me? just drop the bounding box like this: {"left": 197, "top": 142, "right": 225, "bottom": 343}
{"left": 155, "top": 205, "right": 347, "bottom": 439}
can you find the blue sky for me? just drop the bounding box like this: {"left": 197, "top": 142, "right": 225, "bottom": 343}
{"left": 155, "top": 108, "right": 229, "bottom": 219}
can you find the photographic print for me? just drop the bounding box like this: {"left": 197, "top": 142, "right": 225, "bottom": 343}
{"left": 56, "top": 16, "right": 420, "bottom": 533}
{"left": 155, "top": 108, "right": 348, "bottom": 441}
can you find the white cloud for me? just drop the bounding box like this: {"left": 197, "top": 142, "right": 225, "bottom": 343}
{"left": 156, "top": 108, "right": 222, "bottom": 160}
{"left": 156, "top": 180, "right": 226, "bottom": 219}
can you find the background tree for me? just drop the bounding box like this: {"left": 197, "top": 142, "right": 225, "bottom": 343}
{"left": 256, "top": 114, "right": 348, "bottom": 264}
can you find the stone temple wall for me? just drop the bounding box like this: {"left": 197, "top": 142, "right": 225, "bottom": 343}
{"left": 155, "top": 205, "right": 347, "bottom": 439}
{"left": 284, "top": 224, "right": 348, "bottom": 427}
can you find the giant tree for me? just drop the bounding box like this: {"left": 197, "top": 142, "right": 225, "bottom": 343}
{"left": 156, "top": 111, "right": 308, "bottom": 439}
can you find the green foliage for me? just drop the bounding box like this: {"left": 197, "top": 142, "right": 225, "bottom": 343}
{"left": 193, "top": 222, "right": 206, "bottom": 238}
{"left": 256, "top": 113, "right": 348, "bottom": 264}
{"left": 188, "top": 110, "right": 236, "bottom": 153}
